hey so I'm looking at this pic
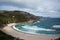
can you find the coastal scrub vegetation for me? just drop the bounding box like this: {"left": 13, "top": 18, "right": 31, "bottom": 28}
{"left": 0, "top": 10, "right": 40, "bottom": 28}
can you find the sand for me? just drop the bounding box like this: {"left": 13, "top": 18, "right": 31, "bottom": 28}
{"left": 1, "top": 23, "right": 60, "bottom": 40}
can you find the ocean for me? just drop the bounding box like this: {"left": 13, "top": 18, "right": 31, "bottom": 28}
{"left": 15, "top": 17, "right": 60, "bottom": 35}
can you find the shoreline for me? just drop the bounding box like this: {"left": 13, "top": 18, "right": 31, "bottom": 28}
{"left": 12, "top": 24, "right": 60, "bottom": 36}
{"left": 1, "top": 23, "right": 60, "bottom": 40}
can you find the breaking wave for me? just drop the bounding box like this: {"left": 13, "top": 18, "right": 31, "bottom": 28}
{"left": 53, "top": 25, "right": 60, "bottom": 28}
{"left": 22, "top": 25, "right": 55, "bottom": 31}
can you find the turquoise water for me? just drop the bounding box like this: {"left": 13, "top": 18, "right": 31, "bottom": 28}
{"left": 15, "top": 18, "right": 60, "bottom": 35}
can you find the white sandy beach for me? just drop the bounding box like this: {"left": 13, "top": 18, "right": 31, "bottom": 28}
{"left": 1, "top": 23, "right": 60, "bottom": 40}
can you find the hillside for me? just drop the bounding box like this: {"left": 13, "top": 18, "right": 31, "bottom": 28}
{"left": 0, "top": 10, "right": 40, "bottom": 28}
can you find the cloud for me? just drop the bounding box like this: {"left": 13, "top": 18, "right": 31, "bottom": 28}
{"left": 0, "top": 5, "right": 20, "bottom": 10}
{"left": 0, "top": 0, "right": 60, "bottom": 18}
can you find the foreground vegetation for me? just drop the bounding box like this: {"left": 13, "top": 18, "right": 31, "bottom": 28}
{"left": 0, "top": 30, "right": 24, "bottom": 40}
{"left": 54, "top": 38, "right": 60, "bottom": 40}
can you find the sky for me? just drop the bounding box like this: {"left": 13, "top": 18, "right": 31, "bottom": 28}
{"left": 0, "top": 0, "right": 60, "bottom": 18}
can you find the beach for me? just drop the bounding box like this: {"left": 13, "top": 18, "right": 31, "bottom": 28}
{"left": 1, "top": 23, "right": 60, "bottom": 40}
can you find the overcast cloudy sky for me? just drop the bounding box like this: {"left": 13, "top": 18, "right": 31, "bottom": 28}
{"left": 0, "top": 0, "right": 60, "bottom": 18}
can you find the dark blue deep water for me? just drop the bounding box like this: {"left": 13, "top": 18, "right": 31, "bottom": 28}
{"left": 15, "top": 17, "right": 60, "bottom": 35}
{"left": 34, "top": 18, "right": 60, "bottom": 30}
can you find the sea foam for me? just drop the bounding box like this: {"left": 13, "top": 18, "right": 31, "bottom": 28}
{"left": 53, "top": 25, "right": 60, "bottom": 28}
{"left": 22, "top": 25, "right": 55, "bottom": 31}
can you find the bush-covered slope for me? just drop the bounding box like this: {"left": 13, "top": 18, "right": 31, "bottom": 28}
{"left": 0, "top": 10, "right": 40, "bottom": 28}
